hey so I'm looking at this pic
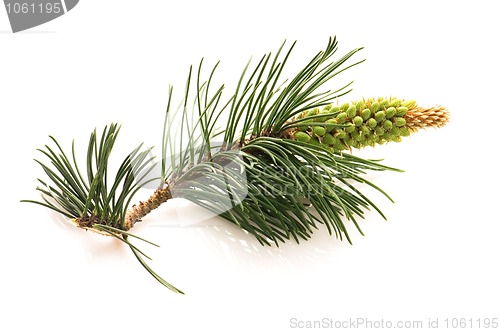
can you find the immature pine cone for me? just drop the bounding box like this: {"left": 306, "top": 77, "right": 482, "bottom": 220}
{"left": 289, "top": 97, "right": 449, "bottom": 151}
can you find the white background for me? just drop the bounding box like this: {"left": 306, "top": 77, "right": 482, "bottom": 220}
{"left": 1, "top": 1, "right": 499, "bottom": 331}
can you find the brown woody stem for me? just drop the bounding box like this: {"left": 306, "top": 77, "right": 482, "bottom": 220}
{"left": 123, "top": 185, "right": 173, "bottom": 231}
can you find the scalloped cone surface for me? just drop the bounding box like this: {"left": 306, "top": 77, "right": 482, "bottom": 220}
{"left": 289, "top": 97, "right": 449, "bottom": 151}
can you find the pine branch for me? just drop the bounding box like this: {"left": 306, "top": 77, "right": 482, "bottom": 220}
{"left": 23, "top": 37, "right": 449, "bottom": 293}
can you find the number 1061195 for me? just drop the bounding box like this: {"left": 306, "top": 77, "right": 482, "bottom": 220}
{"left": 5, "top": 2, "right": 62, "bottom": 14}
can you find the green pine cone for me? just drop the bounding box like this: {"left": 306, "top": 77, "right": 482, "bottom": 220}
{"left": 288, "top": 97, "right": 445, "bottom": 151}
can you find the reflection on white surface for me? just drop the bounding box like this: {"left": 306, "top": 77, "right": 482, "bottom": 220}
{"left": 139, "top": 197, "right": 372, "bottom": 269}
{"left": 47, "top": 209, "right": 128, "bottom": 260}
